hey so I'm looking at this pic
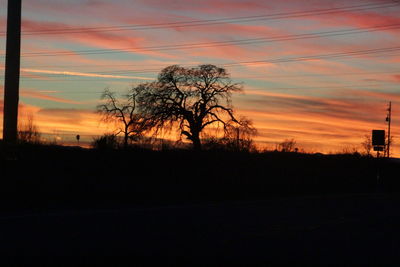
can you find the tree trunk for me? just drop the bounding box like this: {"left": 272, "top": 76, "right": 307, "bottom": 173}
{"left": 191, "top": 131, "right": 202, "bottom": 151}
{"left": 123, "top": 133, "right": 129, "bottom": 148}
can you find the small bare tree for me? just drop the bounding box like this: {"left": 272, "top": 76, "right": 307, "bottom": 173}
{"left": 278, "top": 138, "right": 297, "bottom": 152}
{"left": 361, "top": 134, "right": 372, "bottom": 156}
{"left": 91, "top": 133, "right": 119, "bottom": 150}
{"left": 18, "top": 113, "right": 41, "bottom": 144}
{"left": 223, "top": 117, "right": 257, "bottom": 152}
{"left": 97, "top": 88, "right": 153, "bottom": 148}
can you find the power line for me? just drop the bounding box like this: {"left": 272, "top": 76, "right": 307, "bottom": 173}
{"left": 12, "top": 84, "right": 397, "bottom": 94}
{"left": 7, "top": 70, "right": 398, "bottom": 82}
{"left": 1, "top": 1, "right": 398, "bottom": 36}
{"left": 3, "top": 46, "right": 398, "bottom": 81}
{"left": 9, "top": 23, "right": 400, "bottom": 58}
{"left": 243, "top": 70, "right": 400, "bottom": 79}
{"left": 223, "top": 46, "right": 400, "bottom": 66}
{"left": 67, "top": 46, "right": 400, "bottom": 75}
{"left": 19, "top": 62, "right": 181, "bottom": 69}
{"left": 19, "top": 46, "right": 400, "bottom": 75}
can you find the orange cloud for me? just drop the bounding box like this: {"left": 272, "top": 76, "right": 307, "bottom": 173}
{"left": 233, "top": 87, "right": 399, "bottom": 155}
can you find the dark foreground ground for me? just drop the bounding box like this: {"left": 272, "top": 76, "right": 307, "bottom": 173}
{"left": 1, "top": 144, "right": 400, "bottom": 264}
{"left": 1, "top": 193, "right": 400, "bottom": 265}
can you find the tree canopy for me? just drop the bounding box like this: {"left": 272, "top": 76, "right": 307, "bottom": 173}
{"left": 135, "top": 64, "right": 251, "bottom": 150}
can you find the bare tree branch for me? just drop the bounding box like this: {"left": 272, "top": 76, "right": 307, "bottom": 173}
{"left": 97, "top": 88, "right": 153, "bottom": 148}
{"left": 135, "top": 64, "right": 249, "bottom": 150}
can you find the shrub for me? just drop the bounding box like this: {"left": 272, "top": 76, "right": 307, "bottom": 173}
{"left": 92, "top": 134, "right": 119, "bottom": 150}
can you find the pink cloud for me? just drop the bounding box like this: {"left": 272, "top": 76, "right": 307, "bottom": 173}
{"left": 21, "top": 19, "right": 175, "bottom": 58}
{"left": 135, "top": 0, "right": 270, "bottom": 14}
{"left": 17, "top": 0, "right": 400, "bottom": 69}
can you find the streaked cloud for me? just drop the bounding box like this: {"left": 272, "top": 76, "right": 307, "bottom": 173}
{"left": 20, "top": 68, "right": 152, "bottom": 80}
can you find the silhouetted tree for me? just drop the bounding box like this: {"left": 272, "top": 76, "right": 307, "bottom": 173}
{"left": 223, "top": 117, "right": 257, "bottom": 152}
{"left": 18, "top": 113, "right": 41, "bottom": 144}
{"left": 97, "top": 88, "right": 153, "bottom": 148}
{"left": 92, "top": 133, "right": 119, "bottom": 150}
{"left": 136, "top": 64, "right": 244, "bottom": 150}
{"left": 361, "top": 134, "right": 372, "bottom": 156}
{"left": 339, "top": 146, "right": 360, "bottom": 155}
{"left": 278, "top": 138, "right": 297, "bottom": 152}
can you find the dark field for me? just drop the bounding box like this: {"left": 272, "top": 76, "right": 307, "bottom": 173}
{"left": 1, "top": 144, "right": 400, "bottom": 264}
{"left": 2, "top": 193, "right": 400, "bottom": 265}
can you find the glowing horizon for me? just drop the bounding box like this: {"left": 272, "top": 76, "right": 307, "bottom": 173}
{"left": 0, "top": 0, "right": 399, "bottom": 156}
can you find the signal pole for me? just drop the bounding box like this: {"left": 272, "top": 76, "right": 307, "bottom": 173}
{"left": 386, "top": 101, "right": 392, "bottom": 158}
{"left": 2, "top": 0, "right": 22, "bottom": 144}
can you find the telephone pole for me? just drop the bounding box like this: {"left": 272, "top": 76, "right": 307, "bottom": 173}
{"left": 386, "top": 101, "right": 392, "bottom": 158}
{"left": 2, "top": 0, "right": 22, "bottom": 144}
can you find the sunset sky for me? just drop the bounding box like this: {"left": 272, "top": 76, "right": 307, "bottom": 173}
{"left": 1, "top": 0, "right": 399, "bottom": 155}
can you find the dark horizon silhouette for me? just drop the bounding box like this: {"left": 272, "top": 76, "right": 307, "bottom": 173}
{"left": 1, "top": 142, "right": 400, "bottom": 264}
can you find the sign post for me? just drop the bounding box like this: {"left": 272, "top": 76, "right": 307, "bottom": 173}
{"left": 372, "top": 129, "right": 385, "bottom": 192}
{"left": 372, "top": 130, "right": 385, "bottom": 158}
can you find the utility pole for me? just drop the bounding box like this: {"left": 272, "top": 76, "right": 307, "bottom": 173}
{"left": 2, "top": 0, "right": 22, "bottom": 144}
{"left": 386, "top": 101, "right": 392, "bottom": 158}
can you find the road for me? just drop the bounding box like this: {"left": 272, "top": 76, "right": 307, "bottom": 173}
{"left": 1, "top": 193, "right": 400, "bottom": 265}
